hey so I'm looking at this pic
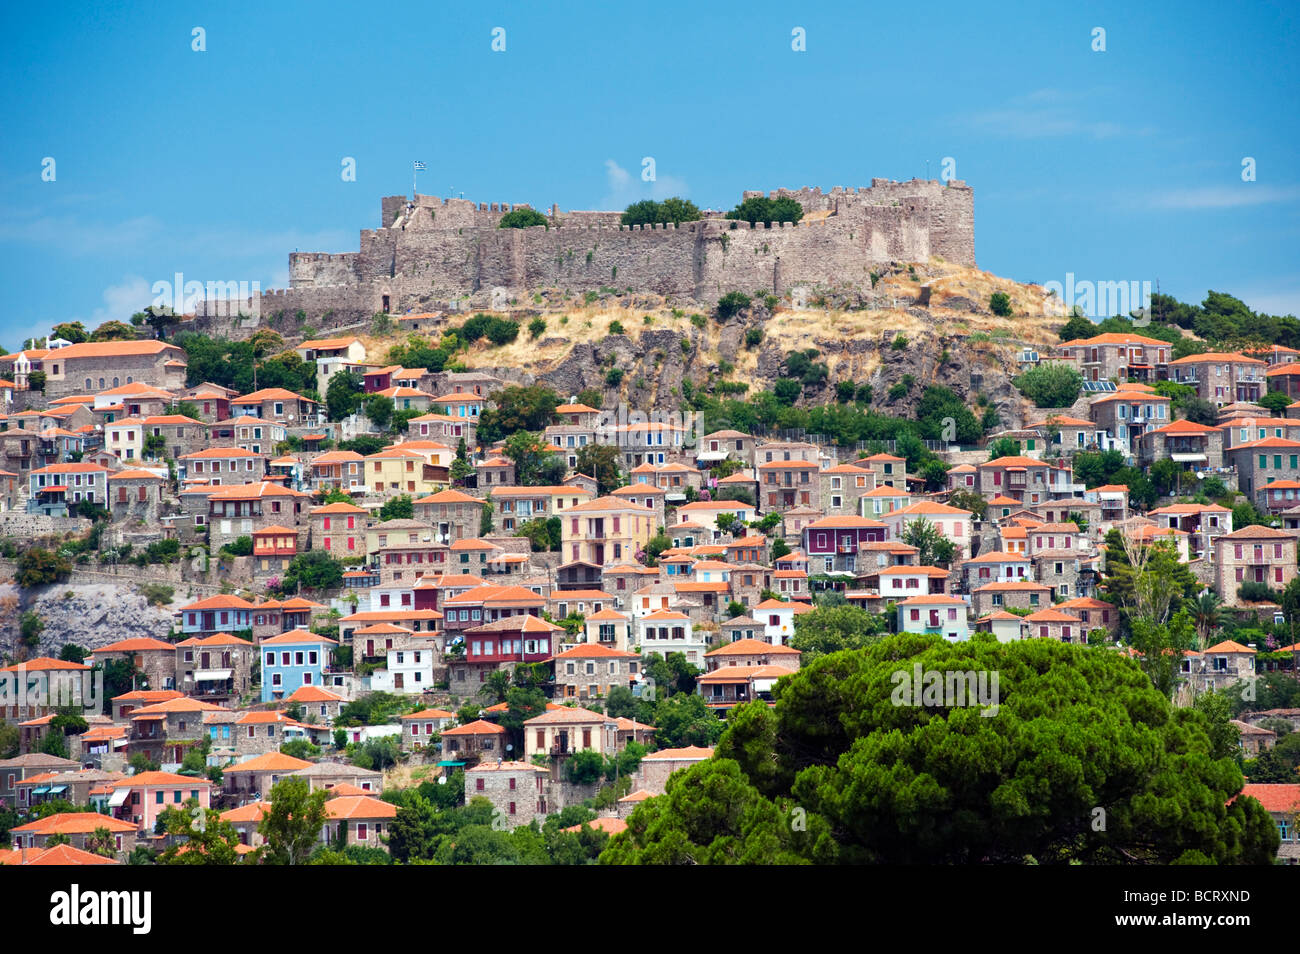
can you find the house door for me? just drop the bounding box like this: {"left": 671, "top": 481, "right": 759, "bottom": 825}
{"left": 394, "top": 673, "right": 404, "bottom": 689}
{"left": 366, "top": 640, "right": 375, "bottom": 657}
{"left": 558, "top": 731, "right": 569, "bottom": 754}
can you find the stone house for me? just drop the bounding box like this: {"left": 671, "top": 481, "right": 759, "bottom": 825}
{"left": 819, "top": 464, "right": 876, "bottom": 516}
{"left": 323, "top": 795, "right": 398, "bottom": 851}
{"left": 1137, "top": 419, "right": 1224, "bottom": 470}
{"left": 551, "top": 644, "right": 639, "bottom": 702}
{"left": 1183, "top": 639, "right": 1256, "bottom": 692}
{"left": 703, "top": 637, "right": 801, "bottom": 671}
{"left": 464, "top": 761, "right": 551, "bottom": 829}
{"left": 398, "top": 707, "right": 456, "bottom": 752}
{"left": 222, "top": 751, "right": 314, "bottom": 804}
{"left": 43, "top": 339, "right": 187, "bottom": 398}
{"left": 206, "top": 481, "right": 309, "bottom": 550}
{"left": 230, "top": 388, "right": 321, "bottom": 426}
{"left": 107, "top": 468, "right": 165, "bottom": 524}
{"left": 1055, "top": 332, "right": 1171, "bottom": 383}
{"left": 90, "top": 637, "right": 178, "bottom": 694}
{"left": 970, "top": 579, "right": 1052, "bottom": 618}
{"left": 1225, "top": 438, "right": 1300, "bottom": 502}
{"left": 175, "top": 632, "right": 256, "bottom": 704}
{"left": 1087, "top": 390, "right": 1171, "bottom": 456}
{"left": 1213, "top": 525, "right": 1299, "bottom": 605}
{"left": 180, "top": 447, "right": 269, "bottom": 485}
{"left": 439, "top": 720, "right": 507, "bottom": 766}
{"left": 523, "top": 706, "right": 619, "bottom": 760}
{"left": 1022, "top": 608, "right": 1086, "bottom": 644}
{"left": 634, "top": 746, "right": 713, "bottom": 796}
{"left": 1234, "top": 784, "right": 1300, "bottom": 864}
{"left": 206, "top": 415, "right": 286, "bottom": 455}
{"left": 1168, "top": 352, "right": 1267, "bottom": 405}
{"left": 414, "top": 488, "right": 482, "bottom": 544}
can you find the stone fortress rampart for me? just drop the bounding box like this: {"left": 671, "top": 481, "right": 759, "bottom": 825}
{"left": 195, "top": 178, "right": 973, "bottom": 327}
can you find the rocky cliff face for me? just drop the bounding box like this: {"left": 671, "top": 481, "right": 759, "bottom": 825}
{"left": 404, "top": 260, "right": 1061, "bottom": 434}
{"left": 0, "top": 582, "right": 178, "bottom": 660}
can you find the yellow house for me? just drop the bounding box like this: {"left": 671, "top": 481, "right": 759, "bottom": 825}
{"left": 104, "top": 417, "right": 145, "bottom": 462}
{"left": 560, "top": 496, "right": 656, "bottom": 566}
{"left": 365, "top": 447, "right": 450, "bottom": 497}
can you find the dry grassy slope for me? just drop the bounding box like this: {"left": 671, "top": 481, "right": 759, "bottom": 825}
{"left": 347, "top": 261, "right": 1066, "bottom": 428}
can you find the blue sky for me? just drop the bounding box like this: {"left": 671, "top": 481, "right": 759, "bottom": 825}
{"left": 2, "top": 0, "right": 1297, "bottom": 347}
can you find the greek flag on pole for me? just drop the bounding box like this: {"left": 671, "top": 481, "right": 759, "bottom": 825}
{"left": 413, "top": 161, "right": 427, "bottom": 170}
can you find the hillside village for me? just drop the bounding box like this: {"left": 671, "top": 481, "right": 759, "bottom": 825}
{"left": 0, "top": 288, "right": 1298, "bottom": 867}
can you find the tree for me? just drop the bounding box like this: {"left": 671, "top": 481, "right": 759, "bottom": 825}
{"left": 51, "top": 321, "right": 88, "bottom": 343}
{"left": 220, "top": 536, "right": 254, "bottom": 557}
{"left": 1101, "top": 532, "right": 1198, "bottom": 626}
{"left": 1129, "top": 611, "right": 1200, "bottom": 698}
{"left": 947, "top": 490, "right": 988, "bottom": 520}
{"left": 27, "top": 370, "right": 46, "bottom": 392}
{"left": 1058, "top": 311, "right": 1095, "bottom": 342}
{"left": 363, "top": 393, "right": 393, "bottom": 431}
{"left": 1258, "top": 390, "right": 1292, "bottom": 415}
{"left": 725, "top": 196, "right": 803, "bottom": 225}
{"left": 1187, "top": 591, "right": 1223, "bottom": 648}
{"left": 653, "top": 692, "right": 724, "bottom": 748}
{"left": 137, "top": 305, "right": 181, "bottom": 341}
{"left": 986, "top": 437, "right": 1021, "bottom": 460}
{"left": 1013, "top": 362, "right": 1083, "bottom": 408}
{"left": 259, "top": 776, "right": 330, "bottom": 865}
{"left": 574, "top": 443, "right": 623, "bottom": 495}
{"left": 516, "top": 516, "right": 561, "bottom": 552}
{"left": 621, "top": 198, "right": 702, "bottom": 226}
{"left": 378, "top": 495, "right": 414, "bottom": 522}
{"left": 605, "top": 685, "right": 639, "bottom": 719}
{"left": 502, "top": 430, "right": 564, "bottom": 486}
{"left": 716, "top": 292, "right": 751, "bottom": 321}
{"left": 1177, "top": 397, "right": 1217, "bottom": 425}
{"left": 477, "top": 385, "right": 561, "bottom": 443}
{"left": 19, "top": 611, "right": 44, "bottom": 649}
{"left": 902, "top": 517, "right": 955, "bottom": 566}
{"left": 499, "top": 208, "right": 548, "bottom": 229}
{"left": 16, "top": 547, "right": 71, "bottom": 587}
{"left": 916, "top": 385, "right": 982, "bottom": 444}
{"left": 158, "top": 798, "right": 243, "bottom": 865}
{"left": 770, "top": 538, "right": 791, "bottom": 561}
{"left": 38, "top": 729, "right": 69, "bottom": 758}
{"left": 325, "top": 370, "right": 365, "bottom": 422}
{"left": 790, "top": 605, "right": 889, "bottom": 660}
{"left": 567, "top": 749, "right": 606, "bottom": 785}
{"left": 604, "top": 635, "right": 1280, "bottom": 865}
{"left": 989, "top": 292, "right": 1013, "bottom": 317}
{"left": 282, "top": 550, "right": 344, "bottom": 592}
{"left": 643, "top": 532, "right": 672, "bottom": 566}
{"left": 89, "top": 320, "right": 138, "bottom": 341}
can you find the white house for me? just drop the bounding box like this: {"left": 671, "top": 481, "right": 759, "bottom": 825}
{"left": 369, "top": 643, "right": 436, "bottom": 694}
{"left": 753, "top": 598, "right": 814, "bottom": 646}
{"left": 635, "top": 609, "right": 708, "bottom": 666}
{"left": 897, "top": 594, "right": 970, "bottom": 642}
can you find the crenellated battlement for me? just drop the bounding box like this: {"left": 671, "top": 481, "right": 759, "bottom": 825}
{"left": 244, "top": 178, "right": 973, "bottom": 326}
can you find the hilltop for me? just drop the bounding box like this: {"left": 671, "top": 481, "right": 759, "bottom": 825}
{"left": 332, "top": 258, "right": 1066, "bottom": 431}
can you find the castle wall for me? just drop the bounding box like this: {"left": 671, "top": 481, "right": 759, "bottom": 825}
{"left": 200, "top": 180, "right": 975, "bottom": 332}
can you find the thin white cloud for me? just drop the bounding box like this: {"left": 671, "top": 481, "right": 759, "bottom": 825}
{"left": 1147, "top": 185, "right": 1300, "bottom": 210}
{"left": 964, "top": 89, "right": 1154, "bottom": 140}
{"left": 0, "top": 215, "right": 161, "bottom": 254}
{"left": 599, "top": 159, "right": 691, "bottom": 209}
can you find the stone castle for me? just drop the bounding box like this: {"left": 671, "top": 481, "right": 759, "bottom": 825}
{"left": 200, "top": 178, "right": 973, "bottom": 326}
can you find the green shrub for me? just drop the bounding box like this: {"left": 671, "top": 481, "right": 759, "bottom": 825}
{"left": 891, "top": 334, "right": 908, "bottom": 350}
{"left": 608, "top": 320, "right": 625, "bottom": 335}
{"left": 990, "top": 292, "right": 1013, "bottom": 316}
{"left": 605, "top": 368, "right": 624, "bottom": 387}
{"left": 498, "top": 208, "right": 548, "bottom": 229}
{"left": 745, "top": 328, "right": 763, "bottom": 349}
{"left": 716, "top": 292, "right": 751, "bottom": 321}
{"left": 528, "top": 317, "right": 546, "bottom": 339}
